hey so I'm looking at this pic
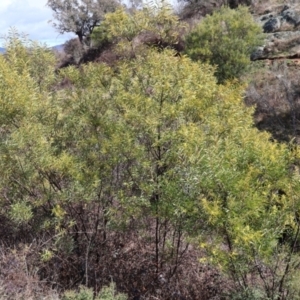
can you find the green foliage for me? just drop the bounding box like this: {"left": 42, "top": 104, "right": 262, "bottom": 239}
{"left": 4, "top": 29, "right": 57, "bottom": 88}
{"left": 55, "top": 49, "right": 299, "bottom": 298}
{"left": 47, "top": 0, "right": 120, "bottom": 45}
{"left": 230, "top": 287, "right": 266, "bottom": 300}
{"left": 92, "top": 1, "right": 185, "bottom": 56}
{"left": 98, "top": 283, "right": 127, "bottom": 300}
{"left": 185, "top": 6, "right": 264, "bottom": 83}
{"left": 9, "top": 201, "right": 33, "bottom": 224}
{"left": 63, "top": 283, "right": 127, "bottom": 300}
{"left": 63, "top": 286, "right": 94, "bottom": 300}
{"left": 1, "top": 27, "right": 300, "bottom": 298}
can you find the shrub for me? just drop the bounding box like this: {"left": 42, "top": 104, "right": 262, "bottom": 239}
{"left": 229, "top": 287, "right": 265, "bottom": 300}
{"left": 64, "top": 38, "right": 84, "bottom": 64}
{"left": 91, "top": 2, "right": 186, "bottom": 60}
{"left": 185, "top": 6, "right": 264, "bottom": 83}
{"left": 62, "top": 283, "right": 127, "bottom": 300}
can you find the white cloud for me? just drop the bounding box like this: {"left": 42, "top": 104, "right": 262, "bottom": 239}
{"left": 0, "top": 0, "right": 13, "bottom": 12}
{"left": 0, "top": 0, "right": 75, "bottom": 47}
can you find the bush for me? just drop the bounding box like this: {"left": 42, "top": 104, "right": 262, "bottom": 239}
{"left": 229, "top": 287, "right": 266, "bottom": 300}
{"left": 62, "top": 283, "right": 127, "bottom": 300}
{"left": 64, "top": 38, "right": 84, "bottom": 64}
{"left": 185, "top": 6, "right": 264, "bottom": 83}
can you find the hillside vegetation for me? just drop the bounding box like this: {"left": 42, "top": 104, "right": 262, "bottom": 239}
{"left": 2, "top": 1, "right": 300, "bottom": 299}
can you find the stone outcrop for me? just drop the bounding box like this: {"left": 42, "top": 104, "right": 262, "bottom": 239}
{"left": 251, "top": 4, "right": 300, "bottom": 61}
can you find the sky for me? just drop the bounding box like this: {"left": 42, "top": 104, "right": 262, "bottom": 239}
{"left": 0, "top": 0, "right": 180, "bottom": 48}
{"left": 0, "top": 0, "right": 75, "bottom": 47}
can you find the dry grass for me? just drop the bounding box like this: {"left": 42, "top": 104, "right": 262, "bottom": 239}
{"left": 245, "top": 58, "right": 300, "bottom": 143}
{"left": 251, "top": 1, "right": 287, "bottom": 15}
{"left": 0, "top": 245, "right": 59, "bottom": 300}
{"left": 0, "top": 211, "right": 230, "bottom": 300}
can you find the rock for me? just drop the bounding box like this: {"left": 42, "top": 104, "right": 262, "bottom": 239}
{"left": 281, "top": 9, "right": 300, "bottom": 26}
{"left": 250, "top": 47, "right": 265, "bottom": 61}
{"left": 251, "top": 4, "right": 300, "bottom": 60}
{"left": 263, "top": 18, "right": 281, "bottom": 33}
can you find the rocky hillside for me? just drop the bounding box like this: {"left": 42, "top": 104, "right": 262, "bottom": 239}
{"left": 246, "top": 3, "right": 300, "bottom": 143}
{"left": 252, "top": 3, "right": 300, "bottom": 61}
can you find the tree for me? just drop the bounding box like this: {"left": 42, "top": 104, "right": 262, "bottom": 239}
{"left": 47, "top": 0, "right": 120, "bottom": 46}
{"left": 58, "top": 48, "right": 300, "bottom": 298}
{"left": 2, "top": 26, "right": 300, "bottom": 298}
{"left": 185, "top": 6, "right": 264, "bottom": 83}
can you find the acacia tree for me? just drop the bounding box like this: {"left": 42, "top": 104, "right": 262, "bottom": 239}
{"left": 1, "top": 22, "right": 300, "bottom": 299}
{"left": 57, "top": 48, "right": 300, "bottom": 298}
{"left": 47, "top": 0, "right": 119, "bottom": 45}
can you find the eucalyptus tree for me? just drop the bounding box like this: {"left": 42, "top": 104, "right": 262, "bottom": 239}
{"left": 47, "top": 0, "right": 120, "bottom": 46}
